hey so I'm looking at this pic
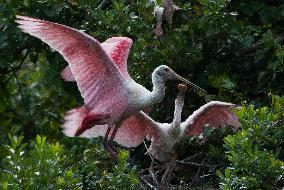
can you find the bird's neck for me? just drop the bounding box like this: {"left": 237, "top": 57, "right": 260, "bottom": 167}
{"left": 169, "top": 92, "right": 184, "bottom": 136}
{"left": 146, "top": 75, "right": 166, "bottom": 106}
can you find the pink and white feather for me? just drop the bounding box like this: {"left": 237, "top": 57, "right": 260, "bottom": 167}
{"left": 80, "top": 112, "right": 158, "bottom": 148}
{"left": 181, "top": 101, "right": 240, "bottom": 136}
{"left": 16, "top": 16, "right": 136, "bottom": 136}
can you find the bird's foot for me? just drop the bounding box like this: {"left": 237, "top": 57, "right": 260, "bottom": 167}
{"left": 103, "top": 141, "right": 118, "bottom": 161}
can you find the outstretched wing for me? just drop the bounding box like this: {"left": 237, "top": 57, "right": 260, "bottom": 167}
{"left": 80, "top": 111, "right": 158, "bottom": 148}
{"left": 181, "top": 101, "right": 240, "bottom": 136}
{"left": 101, "top": 37, "right": 133, "bottom": 79}
{"left": 61, "top": 37, "right": 133, "bottom": 82}
{"left": 16, "top": 16, "right": 131, "bottom": 112}
{"left": 114, "top": 111, "right": 158, "bottom": 147}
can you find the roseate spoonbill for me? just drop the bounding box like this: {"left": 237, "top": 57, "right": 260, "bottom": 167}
{"left": 79, "top": 84, "right": 239, "bottom": 162}
{"left": 145, "top": 84, "right": 239, "bottom": 162}
{"left": 154, "top": 0, "right": 180, "bottom": 37}
{"left": 16, "top": 16, "right": 205, "bottom": 157}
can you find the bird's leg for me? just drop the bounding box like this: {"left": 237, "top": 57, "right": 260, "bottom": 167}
{"left": 143, "top": 141, "right": 159, "bottom": 187}
{"left": 160, "top": 158, "right": 175, "bottom": 189}
{"left": 103, "top": 125, "right": 117, "bottom": 160}
{"left": 149, "top": 154, "right": 159, "bottom": 188}
{"left": 107, "top": 123, "right": 121, "bottom": 154}
{"left": 103, "top": 126, "right": 111, "bottom": 144}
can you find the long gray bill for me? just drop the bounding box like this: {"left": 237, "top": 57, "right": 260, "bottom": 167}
{"left": 173, "top": 73, "right": 207, "bottom": 95}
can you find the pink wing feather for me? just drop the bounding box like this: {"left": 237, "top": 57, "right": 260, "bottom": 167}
{"left": 61, "top": 65, "right": 75, "bottom": 81}
{"left": 16, "top": 16, "right": 131, "bottom": 116}
{"left": 102, "top": 37, "right": 133, "bottom": 79}
{"left": 80, "top": 111, "right": 158, "bottom": 148}
{"left": 61, "top": 37, "right": 133, "bottom": 82}
{"left": 62, "top": 105, "right": 89, "bottom": 137}
{"left": 181, "top": 101, "right": 240, "bottom": 136}
{"left": 114, "top": 111, "right": 157, "bottom": 147}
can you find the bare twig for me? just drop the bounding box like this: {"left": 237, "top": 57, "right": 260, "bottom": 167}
{"left": 149, "top": 155, "right": 159, "bottom": 187}
{"left": 199, "top": 173, "right": 215, "bottom": 179}
{"left": 3, "top": 49, "right": 30, "bottom": 85}
{"left": 160, "top": 158, "right": 175, "bottom": 189}
{"left": 6, "top": 49, "right": 30, "bottom": 74}
{"left": 175, "top": 160, "right": 223, "bottom": 168}
{"left": 189, "top": 155, "right": 207, "bottom": 187}
{"left": 178, "top": 152, "right": 203, "bottom": 162}
{"left": 138, "top": 175, "right": 157, "bottom": 190}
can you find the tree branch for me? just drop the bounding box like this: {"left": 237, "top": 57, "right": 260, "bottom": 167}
{"left": 2, "top": 49, "right": 30, "bottom": 85}
{"left": 6, "top": 49, "right": 30, "bottom": 74}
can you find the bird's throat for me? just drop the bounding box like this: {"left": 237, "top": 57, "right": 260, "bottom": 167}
{"left": 150, "top": 80, "right": 166, "bottom": 104}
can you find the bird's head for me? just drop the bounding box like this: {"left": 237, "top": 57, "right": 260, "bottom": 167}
{"left": 153, "top": 65, "right": 206, "bottom": 95}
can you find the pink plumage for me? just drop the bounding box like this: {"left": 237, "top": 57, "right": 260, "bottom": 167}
{"left": 80, "top": 112, "right": 157, "bottom": 148}
{"left": 16, "top": 16, "right": 132, "bottom": 135}
{"left": 182, "top": 101, "right": 240, "bottom": 136}
{"left": 16, "top": 16, "right": 206, "bottom": 159}
{"left": 102, "top": 37, "right": 133, "bottom": 78}
{"left": 16, "top": 16, "right": 129, "bottom": 105}
{"left": 62, "top": 106, "right": 89, "bottom": 137}
{"left": 61, "top": 37, "right": 133, "bottom": 81}
{"left": 61, "top": 65, "right": 75, "bottom": 81}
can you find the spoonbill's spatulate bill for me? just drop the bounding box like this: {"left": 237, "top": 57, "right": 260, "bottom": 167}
{"left": 16, "top": 16, "right": 206, "bottom": 158}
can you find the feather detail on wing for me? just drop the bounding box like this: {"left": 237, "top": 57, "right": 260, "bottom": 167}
{"left": 16, "top": 16, "right": 131, "bottom": 115}
{"left": 114, "top": 111, "right": 158, "bottom": 147}
{"left": 61, "top": 37, "right": 133, "bottom": 82}
{"left": 61, "top": 65, "right": 75, "bottom": 81}
{"left": 80, "top": 111, "right": 158, "bottom": 148}
{"left": 102, "top": 37, "right": 133, "bottom": 79}
{"left": 181, "top": 101, "right": 240, "bottom": 136}
{"left": 62, "top": 106, "right": 90, "bottom": 137}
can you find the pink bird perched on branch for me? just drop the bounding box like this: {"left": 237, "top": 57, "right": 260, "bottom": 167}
{"left": 16, "top": 16, "right": 206, "bottom": 158}
{"left": 79, "top": 84, "right": 239, "bottom": 162}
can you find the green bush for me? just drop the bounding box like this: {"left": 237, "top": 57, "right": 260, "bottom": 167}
{"left": 0, "top": 134, "right": 80, "bottom": 189}
{"left": 0, "top": 135, "right": 139, "bottom": 190}
{"left": 218, "top": 95, "right": 284, "bottom": 189}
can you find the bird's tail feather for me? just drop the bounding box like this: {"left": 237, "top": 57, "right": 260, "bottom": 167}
{"left": 62, "top": 106, "right": 89, "bottom": 137}
{"left": 61, "top": 66, "right": 75, "bottom": 82}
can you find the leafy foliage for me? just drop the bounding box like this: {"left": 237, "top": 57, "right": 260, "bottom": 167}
{"left": 219, "top": 95, "right": 284, "bottom": 189}
{"left": 0, "top": 135, "right": 139, "bottom": 189}
{"left": 0, "top": 134, "right": 80, "bottom": 189}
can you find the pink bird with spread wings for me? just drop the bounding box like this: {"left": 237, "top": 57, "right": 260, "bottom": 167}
{"left": 16, "top": 16, "right": 206, "bottom": 158}
{"left": 79, "top": 84, "right": 239, "bottom": 162}
{"left": 145, "top": 84, "right": 240, "bottom": 162}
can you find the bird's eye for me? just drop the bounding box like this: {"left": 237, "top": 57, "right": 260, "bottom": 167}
{"left": 157, "top": 70, "right": 163, "bottom": 76}
{"left": 164, "top": 68, "right": 169, "bottom": 72}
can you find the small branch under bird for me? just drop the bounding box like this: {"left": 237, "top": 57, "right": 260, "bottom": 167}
{"left": 16, "top": 16, "right": 206, "bottom": 158}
